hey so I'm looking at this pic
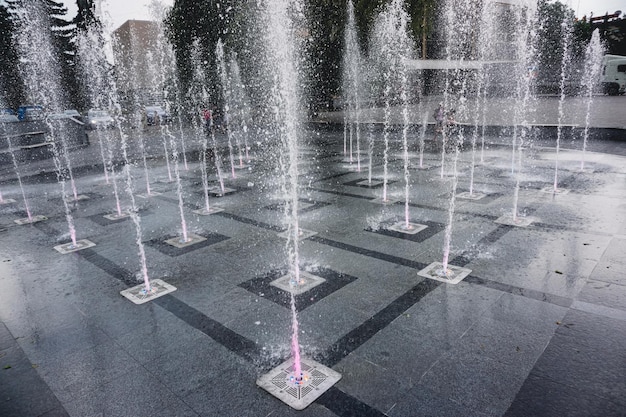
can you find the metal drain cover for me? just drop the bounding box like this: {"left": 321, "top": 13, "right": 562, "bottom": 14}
{"left": 370, "top": 197, "right": 397, "bottom": 205}
{"left": 539, "top": 186, "right": 570, "bottom": 195}
{"left": 277, "top": 228, "right": 317, "bottom": 241}
{"left": 120, "top": 279, "right": 177, "bottom": 305}
{"left": 165, "top": 233, "right": 207, "bottom": 248}
{"left": 136, "top": 191, "right": 162, "bottom": 199}
{"left": 417, "top": 262, "right": 472, "bottom": 285}
{"left": 103, "top": 212, "right": 131, "bottom": 221}
{"left": 494, "top": 214, "right": 536, "bottom": 227}
{"left": 356, "top": 179, "right": 383, "bottom": 187}
{"left": 457, "top": 191, "right": 486, "bottom": 200}
{"left": 388, "top": 222, "right": 428, "bottom": 235}
{"left": 208, "top": 186, "right": 237, "bottom": 196}
{"left": 192, "top": 207, "right": 224, "bottom": 216}
{"left": 66, "top": 194, "right": 90, "bottom": 202}
{"left": 270, "top": 271, "right": 326, "bottom": 295}
{"left": 54, "top": 239, "right": 96, "bottom": 254}
{"left": 14, "top": 215, "right": 47, "bottom": 225}
{"left": 257, "top": 358, "right": 341, "bottom": 410}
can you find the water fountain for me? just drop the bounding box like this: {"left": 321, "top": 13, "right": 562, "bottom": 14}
{"left": 494, "top": 0, "right": 540, "bottom": 228}
{"left": 15, "top": 2, "right": 93, "bottom": 253}
{"left": 418, "top": 0, "right": 483, "bottom": 283}
{"left": 189, "top": 41, "right": 224, "bottom": 216}
{"left": 579, "top": 29, "right": 603, "bottom": 172}
{"left": 342, "top": 0, "right": 362, "bottom": 171}
{"left": 77, "top": 26, "right": 129, "bottom": 222}
{"left": 255, "top": 0, "right": 340, "bottom": 409}
{"left": 368, "top": 0, "right": 415, "bottom": 205}
{"left": 216, "top": 40, "right": 238, "bottom": 180}
{"left": 227, "top": 55, "right": 252, "bottom": 169}
{"left": 541, "top": 11, "right": 573, "bottom": 195}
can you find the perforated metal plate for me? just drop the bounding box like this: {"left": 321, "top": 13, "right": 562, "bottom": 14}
{"left": 539, "top": 186, "right": 570, "bottom": 195}
{"left": 387, "top": 222, "right": 428, "bottom": 235}
{"left": 456, "top": 191, "right": 486, "bottom": 200}
{"left": 66, "top": 194, "right": 90, "bottom": 202}
{"left": 234, "top": 163, "right": 250, "bottom": 170}
{"left": 192, "top": 207, "right": 224, "bottom": 216}
{"left": 270, "top": 271, "right": 326, "bottom": 295}
{"left": 356, "top": 179, "right": 383, "bottom": 187}
{"left": 120, "top": 279, "right": 177, "bottom": 305}
{"left": 494, "top": 214, "right": 536, "bottom": 227}
{"left": 257, "top": 358, "right": 341, "bottom": 410}
{"left": 54, "top": 239, "right": 96, "bottom": 254}
{"left": 165, "top": 233, "right": 207, "bottom": 248}
{"left": 277, "top": 228, "right": 317, "bottom": 241}
{"left": 417, "top": 262, "right": 472, "bottom": 285}
{"left": 14, "top": 215, "right": 48, "bottom": 225}
{"left": 370, "top": 197, "right": 398, "bottom": 205}
{"left": 136, "top": 191, "right": 162, "bottom": 199}
{"left": 103, "top": 212, "right": 131, "bottom": 221}
{"left": 208, "top": 186, "right": 237, "bottom": 196}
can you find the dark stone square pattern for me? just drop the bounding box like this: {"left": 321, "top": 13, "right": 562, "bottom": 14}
{"left": 263, "top": 198, "right": 331, "bottom": 214}
{"left": 344, "top": 178, "right": 396, "bottom": 189}
{"left": 238, "top": 266, "right": 358, "bottom": 312}
{"left": 366, "top": 220, "right": 445, "bottom": 243}
{"left": 144, "top": 232, "right": 230, "bottom": 257}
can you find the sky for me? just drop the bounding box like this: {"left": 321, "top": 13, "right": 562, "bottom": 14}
{"left": 60, "top": 0, "right": 623, "bottom": 29}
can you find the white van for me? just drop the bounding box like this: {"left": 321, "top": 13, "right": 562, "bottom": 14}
{"left": 601, "top": 54, "right": 626, "bottom": 95}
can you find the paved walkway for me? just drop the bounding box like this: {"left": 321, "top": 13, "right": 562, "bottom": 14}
{"left": 1, "top": 118, "right": 625, "bottom": 416}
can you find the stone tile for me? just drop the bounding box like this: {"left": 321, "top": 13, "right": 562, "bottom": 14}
{"left": 388, "top": 384, "right": 492, "bottom": 417}
{"left": 0, "top": 368, "right": 63, "bottom": 417}
{"left": 62, "top": 367, "right": 188, "bottom": 417}
{"left": 37, "top": 340, "right": 142, "bottom": 403}
{"left": 576, "top": 279, "right": 626, "bottom": 311}
{"left": 504, "top": 373, "right": 625, "bottom": 417}
{"left": 418, "top": 350, "right": 529, "bottom": 416}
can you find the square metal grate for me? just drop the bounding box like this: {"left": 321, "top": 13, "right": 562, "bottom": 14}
{"left": 54, "top": 239, "right": 96, "bottom": 254}
{"left": 257, "top": 358, "right": 341, "bottom": 410}
{"left": 14, "top": 215, "right": 47, "bottom": 225}
{"left": 417, "top": 262, "right": 472, "bottom": 285}
{"left": 120, "top": 279, "right": 176, "bottom": 305}
{"left": 539, "top": 186, "right": 570, "bottom": 195}
{"left": 165, "top": 233, "right": 207, "bottom": 248}
{"left": 136, "top": 191, "right": 162, "bottom": 199}
{"left": 456, "top": 191, "right": 486, "bottom": 200}
{"left": 387, "top": 222, "right": 428, "bottom": 235}
{"left": 192, "top": 207, "right": 224, "bottom": 216}
{"left": 277, "top": 228, "right": 317, "bottom": 241}
{"left": 103, "top": 212, "right": 131, "bottom": 221}
{"left": 494, "top": 214, "right": 536, "bottom": 228}
{"left": 270, "top": 271, "right": 326, "bottom": 295}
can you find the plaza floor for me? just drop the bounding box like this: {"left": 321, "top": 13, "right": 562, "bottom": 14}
{"left": 1, "top": 123, "right": 625, "bottom": 416}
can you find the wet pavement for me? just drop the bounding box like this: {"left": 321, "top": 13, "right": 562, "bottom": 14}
{"left": 0, "top": 105, "right": 625, "bottom": 416}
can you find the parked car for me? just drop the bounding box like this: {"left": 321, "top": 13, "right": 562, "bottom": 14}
{"left": 144, "top": 105, "right": 171, "bottom": 126}
{"left": 86, "top": 109, "right": 115, "bottom": 130}
{"left": 17, "top": 105, "right": 44, "bottom": 121}
{"left": 63, "top": 109, "right": 82, "bottom": 119}
{"left": 0, "top": 114, "right": 19, "bottom": 123}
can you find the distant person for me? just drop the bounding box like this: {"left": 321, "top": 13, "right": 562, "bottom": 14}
{"left": 202, "top": 108, "right": 213, "bottom": 133}
{"left": 432, "top": 102, "right": 445, "bottom": 150}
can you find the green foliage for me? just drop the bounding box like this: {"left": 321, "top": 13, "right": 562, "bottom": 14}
{"left": 0, "top": 0, "right": 24, "bottom": 107}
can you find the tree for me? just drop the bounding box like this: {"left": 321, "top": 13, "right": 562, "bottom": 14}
{"left": 0, "top": 0, "right": 24, "bottom": 108}
{"left": 536, "top": 0, "right": 576, "bottom": 90}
